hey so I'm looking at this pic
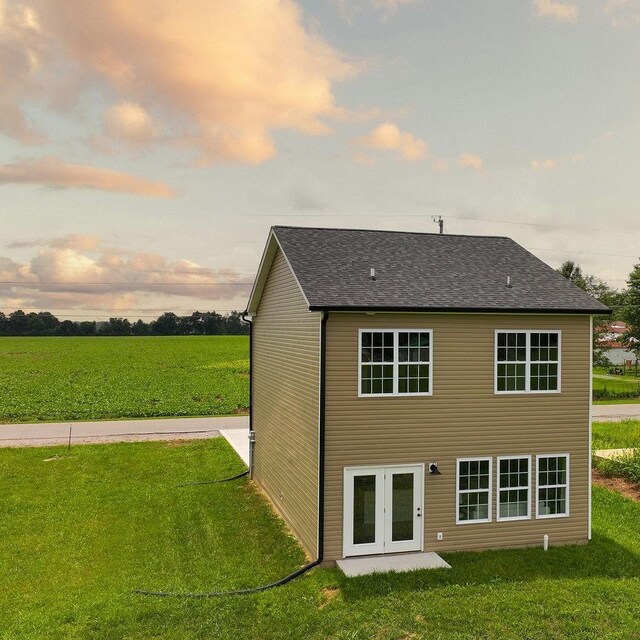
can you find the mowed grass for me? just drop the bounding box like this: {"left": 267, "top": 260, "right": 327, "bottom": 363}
{"left": 0, "top": 336, "right": 249, "bottom": 423}
{"left": 2, "top": 438, "right": 640, "bottom": 639}
{"left": 593, "top": 420, "right": 640, "bottom": 486}
{"left": 593, "top": 420, "right": 640, "bottom": 450}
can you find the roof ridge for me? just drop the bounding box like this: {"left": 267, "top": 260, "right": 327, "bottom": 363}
{"left": 272, "top": 225, "right": 510, "bottom": 240}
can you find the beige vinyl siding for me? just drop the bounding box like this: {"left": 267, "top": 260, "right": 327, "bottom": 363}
{"left": 324, "top": 313, "right": 590, "bottom": 561}
{"left": 252, "top": 248, "right": 320, "bottom": 558}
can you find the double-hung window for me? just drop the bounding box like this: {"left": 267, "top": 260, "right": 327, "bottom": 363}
{"left": 359, "top": 330, "right": 432, "bottom": 396}
{"left": 537, "top": 454, "right": 569, "bottom": 518}
{"left": 456, "top": 458, "right": 492, "bottom": 524}
{"left": 495, "top": 331, "right": 560, "bottom": 393}
{"left": 497, "top": 456, "right": 531, "bottom": 521}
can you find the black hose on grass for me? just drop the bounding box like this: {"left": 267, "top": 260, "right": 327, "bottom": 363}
{"left": 175, "top": 470, "right": 248, "bottom": 487}
{"left": 134, "top": 559, "right": 321, "bottom": 598}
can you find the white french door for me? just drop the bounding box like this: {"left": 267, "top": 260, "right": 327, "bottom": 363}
{"left": 343, "top": 464, "right": 424, "bottom": 558}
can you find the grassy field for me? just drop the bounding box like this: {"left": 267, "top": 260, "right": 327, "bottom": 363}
{"left": 0, "top": 336, "right": 249, "bottom": 423}
{"left": 593, "top": 420, "right": 640, "bottom": 486}
{"left": 1, "top": 437, "right": 640, "bottom": 640}
{"left": 593, "top": 420, "right": 640, "bottom": 450}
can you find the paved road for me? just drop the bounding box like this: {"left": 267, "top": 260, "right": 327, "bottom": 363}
{"left": 592, "top": 404, "right": 640, "bottom": 422}
{"left": 0, "top": 416, "right": 249, "bottom": 448}
{"left": 0, "top": 403, "right": 636, "bottom": 449}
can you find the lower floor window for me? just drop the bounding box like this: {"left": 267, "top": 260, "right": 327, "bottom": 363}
{"left": 537, "top": 454, "right": 569, "bottom": 518}
{"left": 455, "top": 453, "right": 570, "bottom": 524}
{"left": 457, "top": 458, "right": 491, "bottom": 523}
{"left": 497, "top": 456, "right": 530, "bottom": 520}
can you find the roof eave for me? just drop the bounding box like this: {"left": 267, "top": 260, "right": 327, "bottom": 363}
{"left": 308, "top": 305, "right": 612, "bottom": 315}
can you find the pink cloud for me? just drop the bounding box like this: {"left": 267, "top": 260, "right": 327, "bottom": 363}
{"left": 13, "top": 0, "right": 356, "bottom": 164}
{"left": 0, "top": 239, "right": 252, "bottom": 312}
{"left": 533, "top": 0, "right": 578, "bottom": 24}
{"left": 0, "top": 156, "right": 175, "bottom": 197}
{"left": 0, "top": 1, "right": 47, "bottom": 143}
{"left": 103, "top": 102, "right": 155, "bottom": 146}
{"left": 356, "top": 122, "right": 428, "bottom": 161}
{"left": 457, "top": 152, "right": 483, "bottom": 172}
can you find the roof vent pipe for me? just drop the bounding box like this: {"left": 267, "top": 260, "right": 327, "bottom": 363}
{"left": 506, "top": 275, "right": 512, "bottom": 288}
{"left": 370, "top": 268, "right": 376, "bottom": 281}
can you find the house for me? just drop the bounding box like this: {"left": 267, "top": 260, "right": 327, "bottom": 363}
{"left": 596, "top": 321, "right": 638, "bottom": 366}
{"left": 244, "top": 226, "right": 610, "bottom": 566}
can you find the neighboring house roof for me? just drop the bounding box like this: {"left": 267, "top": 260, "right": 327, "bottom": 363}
{"left": 246, "top": 226, "right": 611, "bottom": 315}
{"left": 597, "top": 321, "right": 637, "bottom": 348}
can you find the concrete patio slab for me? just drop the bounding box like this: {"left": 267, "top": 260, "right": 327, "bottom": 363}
{"left": 219, "top": 425, "right": 250, "bottom": 466}
{"left": 337, "top": 552, "right": 451, "bottom": 577}
{"left": 594, "top": 448, "right": 638, "bottom": 460}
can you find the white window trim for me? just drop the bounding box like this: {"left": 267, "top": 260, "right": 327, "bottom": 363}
{"left": 536, "top": 453, "right": 570, "bottom": 519}
{"left": 358, "top": 328, "right": 433, "bottom": 398}
{"left": 494, "top": 330, "right": 562, "bottom": 395}
{"left": 496, "top": 455, "right": 532, "bottom": 522}
{"left": 456, "top": 457, "right": 492, "bottom": 525}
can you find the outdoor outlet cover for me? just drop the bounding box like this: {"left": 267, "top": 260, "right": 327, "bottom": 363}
{"left": 437, "top": 532, "right": 443, "bottom": 541}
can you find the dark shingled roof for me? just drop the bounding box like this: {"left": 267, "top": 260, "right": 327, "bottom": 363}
{"left": 271, "top": 226, "right": 610, "bottom": 314}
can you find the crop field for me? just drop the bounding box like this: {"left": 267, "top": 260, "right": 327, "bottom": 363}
{"left": 0, "top": 336, "right": 249, "bottom": 423}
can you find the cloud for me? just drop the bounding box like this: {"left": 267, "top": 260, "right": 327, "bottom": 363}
{"left": 356, "top": 122, "right": 428, "bottom": 161}
{"left": 8, "top": 0, "right": 355, "bottom": 164}
{"left": 531, "top": 153, "right": 584, "bottom": 170}
{"left": 103, "top": 102, "right": 155, "bottom": 146}
{"left": 533, "top": 0, "right": 578, "bottom": 23}
{"left": 372, "top": 0, "right": 419, "bottom": 10}
{"left": 0, "top": 156, "right": 175, "bottom": 197}
{"left": 0, "top": 239, "right": 252, "bottom": 312}
{"left": 604, "top": 0, "right": 640, "bottom": 27}
{"left": 457, "top": 152, "right": 483, "bottom": 172}
{"left": 0, "top": 0, "right": 47, "bottom": 143}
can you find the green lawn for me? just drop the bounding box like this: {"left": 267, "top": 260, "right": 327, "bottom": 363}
{"left": 0, "top": 336, "right": 249, "bottom": 423}
{"left": 593, "top": 420, "right": 640, "bottom": 450}
{"left": 592, "top": 375, "right": 640, "bottom": 402}
{"left": 2, "top": 438, "right": 640, "bottom": 639}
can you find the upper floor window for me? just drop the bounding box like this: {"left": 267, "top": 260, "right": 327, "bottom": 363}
{"left": 359, "top": 329, "right": 432, "bottom": 396}
{"left": 495, "top": 331, "right": 561, "bottom": 394}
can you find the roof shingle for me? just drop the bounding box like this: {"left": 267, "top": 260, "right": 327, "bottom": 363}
{"left": 271, "top": 226, "right": 610, "bottom": 314}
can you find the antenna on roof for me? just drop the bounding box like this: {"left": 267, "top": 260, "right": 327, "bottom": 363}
{"left": 431, "top": 215, "right": 444, "bottom": 234}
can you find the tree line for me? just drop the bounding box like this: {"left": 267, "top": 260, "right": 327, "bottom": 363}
{"left": 0, "top": 310, "right": 248, "bottom": 336}
{"left": 557, "top": 260, "right": 640, "bottom": 363}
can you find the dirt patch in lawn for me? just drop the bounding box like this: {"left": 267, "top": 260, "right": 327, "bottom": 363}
{"left": 592, "top": 468, "right": 640, "bottom": 502}
{"left": 318, "top": 586, "right": 341, "bottom": 609}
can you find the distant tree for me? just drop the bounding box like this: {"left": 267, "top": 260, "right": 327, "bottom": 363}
{"left": 557, "top": 260, "right": 623, "bottom": 362}
{"left": 0, "top": 311, "right": 7, "bottom": 335}
{"left": 100, "top": 317, "right": 132, "bottom": 336}
{"left": 202, "top": 311, "right": 224, "bottom": 335}
{"left": 225, "top": 311, "right": 248, "bottom": 335}
{"left": 621, "top": 262, "right": 640, "bottom": 361}
{"left": 77, "top": 321, "right": 97, "bottom": 336}
{"left": 131, "top": 319, "right": 150, "bottom": 336}
{"left": 57, "top": 320, "right": 78, "bottom": 336}
{"left": 25, "top": 311, "right": 60, "bottom": 336}
{"left": 8, "top": 310, "right": 28, "bottom": 335}
{"left": 558, "top": 261, "right": 588, "bottom": 290}
{"left": 151, "top": 312, "right": 179, "bottom": 335}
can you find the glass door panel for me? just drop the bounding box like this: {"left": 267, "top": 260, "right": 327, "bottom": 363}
{"left": 353, "top": 475, "right": 377, "bottom": 545}
{"left": 391, "top": 472, "right": 414, "bottom": 542}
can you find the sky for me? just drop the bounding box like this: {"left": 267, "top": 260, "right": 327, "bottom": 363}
{"left": 1, "top": 0, "right": 640, "bottom": 320}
